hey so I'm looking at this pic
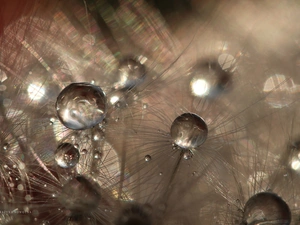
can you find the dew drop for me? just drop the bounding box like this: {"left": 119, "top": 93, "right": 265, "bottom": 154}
{"left": 190, "top": 60, "right": 232, "bottom": 98}
{"left": 183, "top": 151, "right": 193, "bottom": 160}
{"left": 114, "top": 58, "right": 146, "bottom": 90}
{"left": 3, "top": 143, "right": 9, "bottom": 150}
{"left": 170, "top": 113, "right": 208, "bottom": 149}
{"left": 55, "top": 83, "right": 107, "bottom": 130}
{"left": 242, "top": 192, "right": 291, "bottom": 225}
{"left": 144, "top": 155, "right": 152, "bottom": 162}
{"left": 81, "top": 149, "right": 87, "bottom": 155}
{"left": 55, "top": 143, "right": 80, "bottom": 168}
{"left": 93, "top": 129, "right": 105, "bottom": 141}
{"left": 94, "top": 151, "right": 102, "bottom": 159}
{"left": 159, "top": 172, "right": 163, "bottom": 176}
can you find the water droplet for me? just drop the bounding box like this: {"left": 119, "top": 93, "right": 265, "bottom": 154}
{"left": 81, "top": 149, "right": 87, "bottom": 155}
{"left": 159, "top": 172, "right": 163, "bottom": 176}
{"left": 183, "top": 151, "right": 193, "bottom": 160}
{"left": 3, "top": 143, "right": 9, "bottom": 150}
{"left": 170, "top": 113, "right": 208, "bottom": 149}
{"left": 41, "top": 220, "right": 50, "bottom": 225}
{"left": 55, "top": 143, "right": 80, "bottom": 168}
{"left": 93, "top": 130, "right": 105, "bottom": 141}
{"left": 144, "top": 155, "right": 152, "bottom": 162}
{"left": 143, "top": 103, "right": 148, "bottom": 109}
{"left": 74, "top": 144, "right": 79, "bottom": 149}
{"left": 94, "top": 151, "right": 102, "bottom": 159}
{"left": 50, "top": 117, "right": 55, "bottom": 124}
{"left": 58, "top": 176, "right": 101, "bottom": 213}
{"left": 56, "top": 83, "right": 107, "bottom": 130}
{"left": 242, "top": 192, "right": 291, "bottom": 225}
{"left": 114, "top": 58, "right": 146, "bottom": 90}
{"left": 190, "top": 60, "right": 232, "bottom": 98}
{"left": 192, "top": 171, "right": 197, "bottom": 176}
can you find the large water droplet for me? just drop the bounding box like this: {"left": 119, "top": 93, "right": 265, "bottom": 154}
{"left": 55, "top": 143, "right": 80, "bottom": 168}
{"left": 58, "top": 176, "right": 101, "bottom": 213}
{"left": 56, "top": 83, "right": 107, "bottom": 130}
{"left": 114, "top": 58, "right": 146, "bottom": 90}
{"left": 242, "top": 192, "right": 291, "bottom": 225}
{"left": 170, "top": 113, "right": 208, "bottom": 149}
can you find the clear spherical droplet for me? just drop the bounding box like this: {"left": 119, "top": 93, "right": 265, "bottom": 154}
{"left": 81, "top": 149, "right": 87, "bottom": 155}
{"left": 243, "top": 192, "right": 291, "bottom": 225}
{"left": 183, "top": 151, "right": 193, "bottom": 160}
{"left": 190, "top": 60, "right": 232, "bottom": 98}
{"left": 170, "top": 113, "right": 208, "bottom": 149}
{"left": 94, "top": 151, "right": 102, "bottom": 159}
{"left": 3, "top": 143, "right": 9, "bottom": 150}
{"left": 93, "top": 129, "right": 105, "bottom": 141}
{"left": 144, "top": 155, "right": 152, "bottom": 162}
{"left": 114, "top": 58, "right": 146, "bottom": 90}
{"left": 56, "top": 83, "right": 107, "bottom": 130}
{"left": 55, "top": 143, "right": 80, "bottom": 168}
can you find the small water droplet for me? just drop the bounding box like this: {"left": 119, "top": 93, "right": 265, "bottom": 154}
{"left": 114, "top": 58, "right": 146, "bottom": 90}
{"left": 74, "top": 144, "right": 79, "bottom": 149}
{"left": 56, "top": 83, "right": 107, "bottom": 130}
{"left": 144, "top": 155, "right": 152, "bottom": 162}
{"left": 50, "top": 117, "right": 55, "bottom": 125}
{"left": 94, "top": 151, "right": 102, "bottom": 159}
{"left": 3, "top": 143, "right": 9, "bottom": 150}
{"left": 159, "top": 172, "right": 163, "bottom": 176}
{"left": 183, "top": 151, "right": 193, "bottom": 160}
{"left": 170, "top": 113, "right": 208, "bottom": 149}
{"left": 55, "top": 143, "right": 80, "bottom": 168}
{"left": 93, "top": 129, "right": 105, "bottom": 141}
{"left": 81, "top": 149, "right": 87, "bottom": 155}
{"left": 192, "top": 171, "right": 197, "bottom": 176}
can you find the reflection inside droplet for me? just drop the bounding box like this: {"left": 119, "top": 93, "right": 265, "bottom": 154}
{"left": 144, "top": 155, "right": 151, "bottom": 162}
{"left": 243, "top": 192, "right": 291, "bottom": 225}
{"left": 170, "top": 113, "right": 208, "bottom": 149}
{"left": 113, "top": 58, "right": 146, "bottom": 90}
{"left": 55, "top": 143, "right": 80, "bottom": 168}
{"left": 190, "top": 60, "right": 232, "bottom": 98}
{"left": 55, "top": 83, "right": 107, "bottom": 130}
